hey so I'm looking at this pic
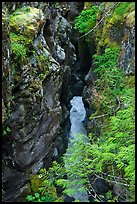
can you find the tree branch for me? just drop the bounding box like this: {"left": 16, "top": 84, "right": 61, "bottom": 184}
{"left": 90, "top": 96, "right": 122, "bottom": 121}
{"left": 94, "top": 173, "right": 135, "bottom": 187}
{"left": 92, "top": 113, "right": 109, "bottom": 119}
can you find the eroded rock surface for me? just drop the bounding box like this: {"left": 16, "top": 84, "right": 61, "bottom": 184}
{"left": 2, "top": 2, "right": 83, "bottom": 201}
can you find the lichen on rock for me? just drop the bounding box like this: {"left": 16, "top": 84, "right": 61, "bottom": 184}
{"left": 9, "top": 6, "right": 45, "bottom": 38}
{"left": 2, "top": 2, "right": 83, "bottom": 202}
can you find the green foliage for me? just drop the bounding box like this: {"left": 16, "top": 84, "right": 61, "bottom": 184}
{"left": 10, "top": 31, "right": 49, "bottom": 80}
{"left": 74, "top": 6, "right": 98, "bottom": 33}
{"left": 10, "top": 6, "right": 31, "bottom": 17}
{"left": 91, "top": 47, "right": 125, "bottom": 115}
{"left": 88, "top": 88, "right": 135, "bottom": 201}
{"left": 26, "top": 135, "right": 92, "bottom": 202}
{"left": 26, "top": 192, "right": 55, "bottom": 202}
{"left": 26, "top": 161, "right": 65, "bottom": 202}
{"left": 93, "top": 47, "right": 122, "bottom": 91}
{"left": 88, "top": 44, "right": 135, "bottom": 201}
{"left": 114, "top": 2, "right": 131, "bottom": 16}
{"left": 35, "top": 52, "right": 50, "bottom": 81}
{"left": 11, "top": 42, "right": 27, "bottom": 58}
{"left": 3, "top": 126, "right": 11, "bottom": 137}
{"left": 62, "top": 134, "right": 91, "bottom": 199}
{"left": 109, "top": 2, "right": 134, "bottom": 25}
{"left": 126, "top": 2, "right": 135, "bottom": 12}
{"left": 10, "top": 32, "right": 33, "bottom": 59}
{"left": 10, "top": 32, "right": 32, "bottom": 46}
{"left": 26, "top": 124, "right": 135, "bottom": 202}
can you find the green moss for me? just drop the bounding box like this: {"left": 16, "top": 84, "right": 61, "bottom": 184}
{"left": 9, "top": 6, "right": 43, "bottom": 60}
{"left": 125, "top": 76, "right": 135, "bottom": 88}
{"left": 9, "top": 6, "right": 43, "bottom": 38}
{"left": 10, "top": 33, "right": 33, "bottom": 46}
{"left": 11, "top": 42, "right": 26, "bottom": 58}
{"left": 114, "top": 2, "right": 130, "bottom": 16}
{"left": 108, "top": 2, "right": 134, "bottom": 26}
{"left": 2, "top": 101, "right": 6, "bottom": 123}
{"left": 35, "top": 52, "right": 50, "bottom": 81}
{"left": 84, "top": 2, "right": 93, "bottom": 9}
{"left": 28, "top": 170, "right": 59, "bottom": 202}
{"left": 30, "top": 174, "right": 43, "bottom": 193}
{"left": 97, "top": 21, "right": 120, "bottom": 53}
{"left": 10, "top": 32, "right": 34, "bottom": 59}
{"left": 96, "top": 3, "right": 132, "bottom": 52}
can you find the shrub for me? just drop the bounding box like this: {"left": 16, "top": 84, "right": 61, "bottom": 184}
{"left": 74, "top": 6, "right": 99, "bottom": 33}
{"left": 26, "top": 161, "right": 65, "bottom": 202}
{"left": 11, "top": 42, "right": 26, "bottom": 58}
{"left": 88, "top": 45, "right": 135, "bottom": 201}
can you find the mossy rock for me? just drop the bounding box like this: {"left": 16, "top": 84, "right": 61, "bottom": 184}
{"left": 84, "top": 2, "right": 93, "bottom": 9}
{"left": 30, "top": 174, "right": 43, "bottom": 193}
{"left": 125, "top": 11, "right": 135, "bottom": 27}
{"left": 95, "top": 2, "right": 134, "bottom": 53}
{"left": 125, "top": 76, "right": 135, "bottom": 88}
{"left": 9, "top": 6, "right": 45, "bottom": 39}
{"left": 2, "top": 101, "right": 7, "bottom": 123}
{"left": 29, "top": 174, "right": 57, "bottom": 198}
{"left": 18, "top": 183, "right": 32, "bottom": 202}
{"left": 9, "top": 6, "right": 44, "bottom": 60}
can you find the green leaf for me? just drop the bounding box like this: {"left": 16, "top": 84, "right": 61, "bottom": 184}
{"left": 34, "top": 193, "right": 40, "bottom": 198}
{"left": 26, "top": 195, "right": 34, "bottom": 201}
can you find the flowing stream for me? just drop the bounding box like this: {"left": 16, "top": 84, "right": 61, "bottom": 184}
{"left": 64, "top": 96, "right": 89, "bottom": 202}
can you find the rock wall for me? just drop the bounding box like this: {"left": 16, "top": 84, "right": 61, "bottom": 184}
{"left": 83, "top": 2, "right": 135, "bottom": 114}
{"left": 3, "top": 2, "right": 135, "bottom": 202}
{"left": 82, "top": 2, "right": 135, "bottom": 201}
{"left": 2, "top": 2, "right": 83, "bottom": 201}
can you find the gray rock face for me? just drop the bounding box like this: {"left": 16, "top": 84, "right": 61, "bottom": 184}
{"left": 83, "top": 5, "right": 135, "bottom": 110}
{"left": 56, "top": 44, "right": 66, "bottom": 63}
{"left": 118, "top": 26, "right": 135, "bottom": 75}
{"left": 2, "top": 2, "right": 83, "bottom": 202}
{"left": 2, "top": 9, "right": 11, "bottom": 122}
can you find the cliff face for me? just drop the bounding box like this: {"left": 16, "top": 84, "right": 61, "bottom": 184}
{"left": 2, "top": 2, "right": 135, "bottom": 202}
{"left": 83, "top": 2, "right": 135, "bottom": 114}
{"left": 82, "top": 2, "right": 135, "bottom": 201}
{"left": 2, "top": 2, "right": 83, "bottom": 201}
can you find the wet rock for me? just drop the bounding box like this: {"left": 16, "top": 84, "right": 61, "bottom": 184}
{"left": 2, "top": 9, "right": 11, "bottom": 121}
{"left": 53, "top": 147, "right": 58, "bottom": 158}
{"left": 92, "top": 178, "right": 109, "bottom": 195}
{"left": 64, "top": 195, "right": 75, "bottom": 202}
{"left": 2, "top": 162, "right": 29, "bottom": 202}
{"left": 71, "top": 80, "right": 84, "bottom": 96}
{"left": 118, "top": 25, "right": 135, "bottom": 75}
{"left": 2, "top": 2, "right": 83, "bottom": 202}
{"left": 56, "top": 44, "right": 65, "bottom": 63}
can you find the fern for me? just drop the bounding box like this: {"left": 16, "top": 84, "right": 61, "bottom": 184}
{"left": 74, "top": 6, "right": 99, "bottom": 33}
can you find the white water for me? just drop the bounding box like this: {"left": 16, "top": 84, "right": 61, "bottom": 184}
{"left": 64, "top": 96, "right": 89, "bottom": 202}
{"left": 69, "top": 96, "right": 87, "bottom": 139}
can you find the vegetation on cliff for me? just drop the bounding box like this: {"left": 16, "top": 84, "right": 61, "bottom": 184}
{"left": 74, "top": 5, "right": 98, "bottom": 34}
{"left": 27, "top": 2, "right": 135, "bottom": 202}
{"left": 9, "top": 6, "right": 50, "bottom": 86}
{"left": 2, "top": 2, "right": 135, "bottom": 202}
{"left": 73, "top": 1, "right": 135, "bottom": 202}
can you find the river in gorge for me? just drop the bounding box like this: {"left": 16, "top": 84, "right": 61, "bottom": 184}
{"left": 64, "top": 96, "right": 89, "bottom": 202}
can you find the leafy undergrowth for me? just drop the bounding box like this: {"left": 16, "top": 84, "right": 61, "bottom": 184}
{"left": 26, "top": 161, "right": 66, "bottom": 202}
{"left": 74, "top": 5, "right": 99, "bottom": 34}
{"left": 87, "top": 46, "right": 135, "bottom": 201}
{"left": 26, "top": 2, "right": 135, "bottom": 202}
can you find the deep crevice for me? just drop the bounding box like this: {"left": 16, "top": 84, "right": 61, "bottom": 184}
{"left": 54, "top": 30, "right": 96, "bottom": 163}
